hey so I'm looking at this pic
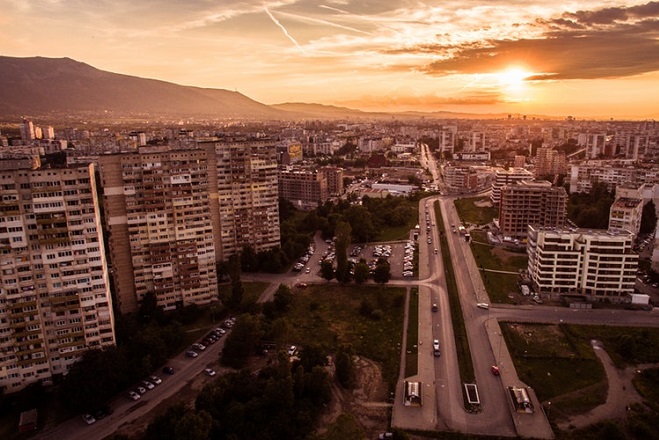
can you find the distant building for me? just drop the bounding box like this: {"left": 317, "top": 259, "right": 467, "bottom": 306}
{"left": 278, "top": 167, "right": 328, "bottom": 209}
{"left": 0, "top": 164, "right": 115, "bottom": 393}
{"left": 499, "top": 181, "right": 567, "bottom": 241}
{"left": 527, "top": 225, "right": 637, "bottom": 302}
{"left": 277, "top": 141, "right": 303, "bottom": 165}
{"left": 19, "top": 119, "right": 35, "bottom": 143}
{"left": 569, "top": 162, "right": 659, "bottom": 194}
{"left": 535, "top": 147, "right": 567, "bottom": 177}
{"left": 318, "top": 166, "right": 344, "bottom": 196}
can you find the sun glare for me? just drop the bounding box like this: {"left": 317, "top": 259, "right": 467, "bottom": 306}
{"left": 496, "top": 68, "right": 530, "bottom": 91}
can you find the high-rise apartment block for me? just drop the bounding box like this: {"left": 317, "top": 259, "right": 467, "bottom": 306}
{"left": 499, "top": 181, "right": 567, "bottom": 240}
{"left": 20, "top": 119, "right": 35, "bottom": 143}
{"left": 201, "top": 140, "right": 280, "bottom": 261}
{"left": 100, "top": 140, "right": 280, "bottom": 314}
{"left": 0, "top": 164, "right": 115, "bottom": 392}
{"left": 527, "top": 226, "right": 637, "bottom": 302}
{"left": 490, "top": 168, "right": 534, "bottom": 205}
{"left": 99, "top": 148, "right": 218, "bottom": 314}
{"left": 535, "top": 147, "right": 567, "bottom": 177}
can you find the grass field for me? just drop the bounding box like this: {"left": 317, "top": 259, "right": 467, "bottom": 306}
{"left": 286, "top": 284, "right": 406, "bottom": 392}
{"left": 500, "top": 322, "right": 606, "bottom": 417}
{"left": 454, "top": 196, "right": 498, "bottom": 226}
{"left": 469, "top": 230, "right": 527, "bottom": 304}
{"left": 377, "top": 209, "right": 419, "bottom": 242}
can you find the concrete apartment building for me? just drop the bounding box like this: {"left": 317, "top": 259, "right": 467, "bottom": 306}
{"left": 201, "top": 140, "right": 281, "bottom": 261}
{"left": 101, "top": 141, "right": 281, "bottom": 314}
{"left": 608, "top": 197, "right": 644, "bottom": 236}
{"left": 569, "top": 162, "right": 659, "bottom": 194}
{"left": 490, "top": 167, "right": 534, "bottom": 205}
{"left": 534, "top": 147, "right": 567, "bottom": 177}
{"left": 318, "top": 166, "right": 344, "bottom": 196}
{"left": 278, "top": 167, "right": 328, "bottom": 209}
{"left": 527, "top": 225, "right": 637, "bottom": 302}
{"left": 100, "top": 148, "right": 218, "bottom": 314}
{"left": 0, "top": 164, "right": 115, "bottom": 393}
{"left": 499, "top": 181, "right": 567, "bottom": 241}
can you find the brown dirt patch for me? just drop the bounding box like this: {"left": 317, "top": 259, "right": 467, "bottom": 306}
{"left": 316, "top": 355, "right": 391, "bottom": 438}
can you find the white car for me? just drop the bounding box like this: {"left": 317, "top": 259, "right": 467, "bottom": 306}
{"left": 476, "top": 303, "right": 490, "bottom": 310}
{"left": 433, "top": 339, "right": 441, "bottom": 357}
{"left": 149, "top": 375, "right": 162, "bottom": 385}
{"left": 287, "top": 345, "right": 297, "bottom": 356}
{"left": 141, "top": 380, "right": 155, "bottom": 390}
{"left": 82, "top": 414, "right": 96, "bottom": 425}
{"left": 204, "top": 368, "right": 216, "bottom": 377}
{"left": 127, "top": 390, "right": 140, "bottom": 401}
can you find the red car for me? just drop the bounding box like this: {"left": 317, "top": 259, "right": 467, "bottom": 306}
{"left": 491, "top": 365, "right": 500, "bottom": 376}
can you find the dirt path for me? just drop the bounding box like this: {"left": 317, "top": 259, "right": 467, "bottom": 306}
{"left": 556, "top": 340, "right": 655, "bottom": 430}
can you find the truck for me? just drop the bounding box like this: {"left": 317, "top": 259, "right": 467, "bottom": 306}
{"left": 631, "top": 293, "right": 650, "bottom": 306}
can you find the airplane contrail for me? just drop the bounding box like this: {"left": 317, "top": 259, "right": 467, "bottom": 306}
{"left": 264, "top": 7, "right": 307, "bottom": 55}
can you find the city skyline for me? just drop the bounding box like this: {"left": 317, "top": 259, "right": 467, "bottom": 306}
{"left": 2, "top": 1, "right": 659, "bottom": 120}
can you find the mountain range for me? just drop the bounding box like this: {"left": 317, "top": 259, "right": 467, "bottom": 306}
{"left": 0, "top": 56, "right": 515, "bottom": 121}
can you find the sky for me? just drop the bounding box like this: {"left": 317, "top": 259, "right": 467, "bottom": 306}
{"left": 2, "top": 0, "right": 659, "bottom": 119}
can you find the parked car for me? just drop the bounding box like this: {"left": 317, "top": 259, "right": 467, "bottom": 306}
{"left": 82, "top": 413, "right": 96, "bottom": 425}
{"left": 295, "top": 282, "right": 308, "bottom": 288}
{"left": 162, "top": 366, "right": 175, "bottom": 375}
{"left": 192, "top": 343, "right": 206, "bottom": 351}
{"left": 287, "top": 345, "right": 297, "bottom": 356}
{"left": 476, "top": 303, "right": 490, "bottom": 310}
{"left": 127, "top": 390, "right": 140, "bottom": 401}
{"left": 136, "top": 386, "right": 147, "bottom": 394}
{"left": 149, "top": 375, "right": 162, "bottom": 384}
{"left": 141, "top": 380, "right": 155, "bottom": 390}
{"left": 185, "top": 350, "right": 199, "bottom": 358}
{"left": 204, "top": 368, "right": 216, "bottom": 377}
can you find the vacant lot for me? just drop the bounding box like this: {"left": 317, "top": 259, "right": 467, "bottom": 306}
{"left": 501, "top": 322, "right": 606, "bottom": 417}
{"left": 287, "top": 284, "right": 407, "bottom": 391}
{"left": 454, "top": 196, "right": 498, "bottom": 226}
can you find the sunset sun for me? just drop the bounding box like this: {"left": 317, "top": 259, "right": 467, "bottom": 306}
{"left": 496, "top": 67, "right": 531, "bottom": 91}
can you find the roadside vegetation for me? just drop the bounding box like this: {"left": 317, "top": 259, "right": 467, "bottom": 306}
{"left": 434, "top": 201, "right": 476, "bottom": 402}
{"left": 405, "top": 288, "right": 419, "bottom": 377}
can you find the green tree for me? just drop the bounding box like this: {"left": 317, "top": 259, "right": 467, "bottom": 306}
{"left": 640, "top": 200, "right": 658, "bottom": 234}
{"left": 240, "top": 245, "right": 258, "bottom": 272}
{"left": 373, "top": 258, "right": 391, "bottom": 284}
{"left": 334, "top": 221, "right": 352, "bottom": 283}
{"left": 222, "top": 315, "right": 263, "bottom": 368}
{"left": 174, "top": 410, "right": 213, "bottom": 440}
{"left": 335, "top": 345, "right": 355, "bottom": 388}
{"left": 320, "top": 260, "right": 334, "bottom": 282}
{"left": 273, "top": 284, "right": 294, "bottom": 313}
{"left": 343, "top": 205, "right": 377, "bottom": 243}
{"left": 353, "top": 260, "right": 370, "bottom": 284}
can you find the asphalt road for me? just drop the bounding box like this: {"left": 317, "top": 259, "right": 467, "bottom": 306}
{"left": 36, "top": 328, "right": 229, "bottom": 440}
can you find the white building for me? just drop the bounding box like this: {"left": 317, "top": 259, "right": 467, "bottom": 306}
{"left": 608, "top": 197, "right": 644, "bottom": 236}
{"left": 527, "top": 226, "right": 637, "bottom": 303}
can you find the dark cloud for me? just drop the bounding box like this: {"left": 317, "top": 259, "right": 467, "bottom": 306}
{"left": 399, "top": 2, "right": 659, "bottom": 80}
